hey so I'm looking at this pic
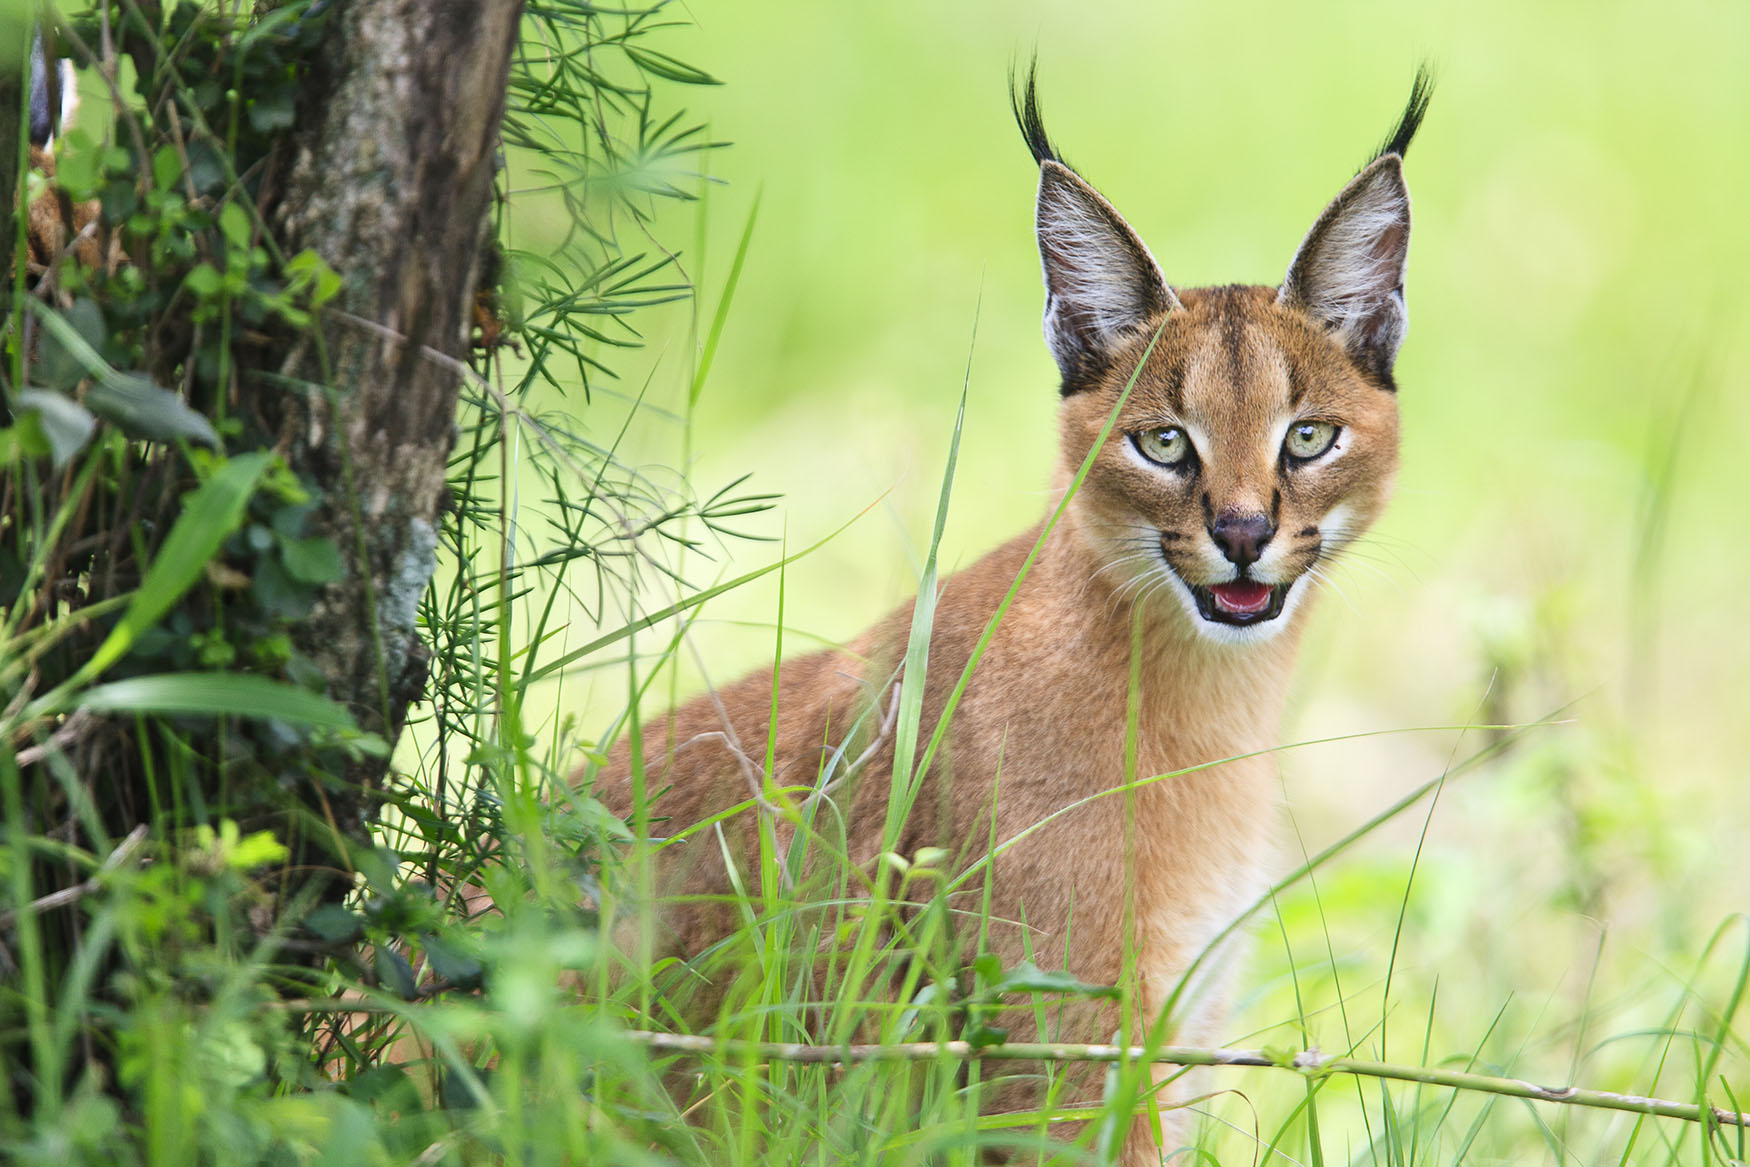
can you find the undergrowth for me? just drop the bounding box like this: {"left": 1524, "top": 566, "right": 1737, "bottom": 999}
{"left": 0, "top": 2, "right": 1743, "bottom": 1165}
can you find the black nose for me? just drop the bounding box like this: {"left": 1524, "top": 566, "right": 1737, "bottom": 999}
{"left": 1210, "top": 512, "right": 1274, "bottom": 569}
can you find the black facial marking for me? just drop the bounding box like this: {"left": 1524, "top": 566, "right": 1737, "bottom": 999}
{"left": 1286, "top": 361, "right": 1310, "bottom": 410}
{"left": 1159, "top": 360, "right": 1187, "bottom": 415}
{"left": 1296, "top": 525, "right": 1318, "bottom": 538}
{"left": 1199, "top": 492, "right": 1214, "bottom": 527}
{"left": 1221, "top": 309, "right": 1245, "bottom": 379}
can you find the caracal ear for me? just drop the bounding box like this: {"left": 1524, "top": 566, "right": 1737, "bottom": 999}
{"left": 1035, "top": 160, "right": 1181, "bottom": 385}
{"left": 1278, "top": 153, "right": 1412, "bottom": 381}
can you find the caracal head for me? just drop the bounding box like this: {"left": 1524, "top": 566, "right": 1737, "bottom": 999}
{"left": 1014, "top": 67, "right": 1431, "bottom": 646}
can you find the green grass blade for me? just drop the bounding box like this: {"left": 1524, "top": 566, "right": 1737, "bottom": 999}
{"left": 688, "top": 189, "right": 761, "bottom": 410}
{"left": 10, "top": 451, "right": 272, "bottom": 729}
{"left": 84, "top": 450, "right": 273, "bottom": 682}
{"left": 77, "top": 673, "right": 358, "bottom": 729}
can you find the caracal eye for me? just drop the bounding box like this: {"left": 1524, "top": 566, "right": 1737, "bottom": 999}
{"left": 1285, "top": 420, "right": 1340, "bottom": 461}
{"left": 1134, "top": 426, "right": 1191, "bottom": 467}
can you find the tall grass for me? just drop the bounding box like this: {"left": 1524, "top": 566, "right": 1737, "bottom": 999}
{"left": 3, "top": 1, "right": 1745, "bottom": 1165}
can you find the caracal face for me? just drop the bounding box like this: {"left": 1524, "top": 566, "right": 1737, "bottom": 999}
{"left": 1019, "top": 72, "right": 1425, "bottom": 645}
{"left": 1063, "top": 283, "right": 1401, "bottom": 645}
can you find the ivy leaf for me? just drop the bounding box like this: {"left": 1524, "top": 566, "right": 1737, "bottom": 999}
{"left": 11, "top": 389, "right": 96, "bottom": 467}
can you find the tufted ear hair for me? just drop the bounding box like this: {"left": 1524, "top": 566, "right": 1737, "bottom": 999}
{"left": 1279, "top": 68, "right": 1431, "bottom": 384}
{"left": 1013, "top": 64, "right": 1179, "bottom": 389}
{"left": 1033, "top": 160, "right": 1179, "bottom": 387}
{"left": 1279, "top": 155, "right": 1412, "bottom": 381}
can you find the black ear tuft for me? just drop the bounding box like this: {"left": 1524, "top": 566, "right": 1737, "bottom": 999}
{"left": 1009, "top": 56, "right": 1066, "bottom": 169}
{"left": 1370, "top": 63, "right": 1434, "bottom": 164}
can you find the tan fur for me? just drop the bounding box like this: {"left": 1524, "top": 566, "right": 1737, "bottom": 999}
{"left": 587, "top": 86, "right": 1422, "bottom": 1165}
{"left": 25, "top": 146, "right": 108, "bottom": 279}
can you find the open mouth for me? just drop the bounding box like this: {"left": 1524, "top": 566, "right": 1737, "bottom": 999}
{"left": 1188, "top": 579, "right": 1291, "bottom": 627}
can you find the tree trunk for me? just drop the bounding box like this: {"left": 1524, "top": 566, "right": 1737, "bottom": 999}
{"left": 267, "top": 0, "right": 523, "bottom": 844}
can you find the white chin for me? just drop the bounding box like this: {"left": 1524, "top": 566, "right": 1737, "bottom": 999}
{"left": 1165, "top": 575, "right": 1307, "bottom": 646}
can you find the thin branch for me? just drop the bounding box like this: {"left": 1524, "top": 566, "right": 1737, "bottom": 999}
{"left": 616, "top": 1031, "right": 1749, "bottom": 1131}
{"left": 0, "top": 823, "right": 148, "bottom": 928}
{"left": 265, "top": 993, "right": 1749, "bottom": 1133}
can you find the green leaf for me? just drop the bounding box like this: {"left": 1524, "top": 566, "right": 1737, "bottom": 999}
{"left": 374, "top": 947, "right": 418, "bottom": 1000}
{"left": 11, "top": 390, "right": 96, "bottom": 467}
{"left": 420, "top": 932, "right": 484, "bottom": 991}
{"left": 84, "top": 374, "right": 219, "bottom": 446}
{"left": 218, "top": 203, "right": 252, "bottom": 251}
{"left": 248, "top": 89, "right": 296, "bottom": 134}
{"left": 226, "top": 826, "right": 290, "bottom": 870}
{"left": 77, "top": 451, "right": 274, "bottom": 682}
{"left": 252, "top": 553, "right": 316, "bottom": 619}
{"left": 31, "top": 297, "right": 107, "bottom": 389}
{"left": 304, "top": 904, "right": 365, "bottom": 944}
{"left": 965, "top": 1022, "right": 1009, "bottom": 1050}
{"left": 278, "top": 534, "right": 344, "bottom": 585}
{"left": 623, "top": 45, "right": 720, "bottom": 86}
{"left": 185, "top": 140, "right": 226, "bottom": 193}
{"left": 26, "top": 302, "right": 217, "bottom": 446}
{"left": 77, "top": 673, "right": 355, "bottom": 729}
{"left": 53, "top": 128, "right": 104, "bottom": 201}
{"left": 286, "top": 249, "right": 343, "bottom": 307}
{"left": 152, "top": 145, "right": 183, "bottom": 191}
{"left": 986, "top": 960, "right": 1120, "bottom": 1000}
{"left": 239, "top": 6, "right": 304, "bottom": 48}
{"left": 185, "top": 263, "right": 223, "bottom": 298}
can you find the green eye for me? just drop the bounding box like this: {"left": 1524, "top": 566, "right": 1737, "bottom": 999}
{"left": 1134, "top": 426, "right": 1191, "bottom": 467}
{"left": 1285, "top": 420, "right": 1339, "bottom": 460}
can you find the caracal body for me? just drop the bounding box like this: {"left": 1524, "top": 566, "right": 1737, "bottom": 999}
{"left": 593, "top": 69, "right": 1432, "bottom": 1164}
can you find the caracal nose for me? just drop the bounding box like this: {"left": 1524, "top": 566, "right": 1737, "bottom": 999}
{"left": 1209, "top": 512, "right": 1275, "bottom": 569}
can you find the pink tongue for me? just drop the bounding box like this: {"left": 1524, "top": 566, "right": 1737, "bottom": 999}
{"left": 1210, "top": 581, "right": 1273, "bottom": 615}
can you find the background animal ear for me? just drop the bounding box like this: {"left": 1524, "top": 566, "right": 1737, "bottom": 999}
{"left": 1279, "top": 155, "right": 1412, "bottom": 380}
{"left": 1035, "top": 161, "right": 1179, "bottom": 383}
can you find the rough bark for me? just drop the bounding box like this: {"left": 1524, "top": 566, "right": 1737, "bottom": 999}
{"left": 267, "top": 0, "right": 523, "bottom": 838}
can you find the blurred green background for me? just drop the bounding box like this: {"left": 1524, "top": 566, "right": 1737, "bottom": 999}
{"left": 505, "top": 0, "right": 1749, "bottom": 1121}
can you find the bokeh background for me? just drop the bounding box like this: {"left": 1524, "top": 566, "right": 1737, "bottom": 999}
{"left": 505, "top": 0, "right": 1748, "bottom": 1142}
